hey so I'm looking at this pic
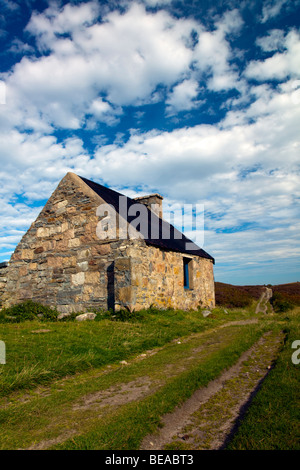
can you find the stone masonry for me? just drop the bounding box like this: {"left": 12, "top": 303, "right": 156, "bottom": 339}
{"left": 0, "top": 263, "right": 8, "bottom": 307}
{"left": 0, "top": 172, "right": 215, "bottom": 313}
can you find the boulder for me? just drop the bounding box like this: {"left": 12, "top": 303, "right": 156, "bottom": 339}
{"left": 75, "top": 312, "right": 97, "bottom": 321}
{"left": 202, "top": 309, "right": 211, "bottom": 317}
{"left": 57, "top": 312, "right": 72, "bottom": 320}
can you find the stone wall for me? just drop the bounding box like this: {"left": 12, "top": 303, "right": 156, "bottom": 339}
{"left": 115, "top": 241, "right": 215, "bottom": 311}
{"left": 1, "top": 173, "right": 123, "bottom": 313}
{"left": 0, "top": 263, "right": 8, "bottom": 307}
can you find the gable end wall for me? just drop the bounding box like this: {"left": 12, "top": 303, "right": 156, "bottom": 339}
{"left": 1, "top": 173, "right": 121, "bottom": 312}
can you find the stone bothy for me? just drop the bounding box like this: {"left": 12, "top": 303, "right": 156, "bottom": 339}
{"left": 0, "top": 173, "right": 215, "bottom": 313}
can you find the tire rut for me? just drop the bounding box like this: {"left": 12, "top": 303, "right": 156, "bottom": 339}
{"left": 140, "top": 330, "right": 285, "bottom": 450}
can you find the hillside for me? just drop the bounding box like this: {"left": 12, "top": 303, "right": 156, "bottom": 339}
{"left": 215, "top": 282, "right": 264, "bottom": 308}
{"left": 271, "top": 282, "right": 300, "bottom": 306}
{"left": 215, "top": 281, "right": 300, "bottom": 309}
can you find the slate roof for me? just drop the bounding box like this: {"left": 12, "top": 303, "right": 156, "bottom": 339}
{"left": 80, "top": 175, "right": 215, "bottom": 263}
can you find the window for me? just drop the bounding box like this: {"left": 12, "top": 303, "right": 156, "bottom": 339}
{"left": 183, "top": 257, "right": 192, "bottom": 289}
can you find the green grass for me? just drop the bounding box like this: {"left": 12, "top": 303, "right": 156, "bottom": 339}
{"left": 0, "top": 321, "right": 267, "bottom": 450}
{"left": 54, "top": 324, "right": 266, "bottom": 450}
{"left": 226, "top": 311, "right": 300, "bottom": 450}
{"left": 0, "top": 302, "right": 298, "bottom": 450}
{"left": 0, "top": 306, "right": 244, "bottom": 396}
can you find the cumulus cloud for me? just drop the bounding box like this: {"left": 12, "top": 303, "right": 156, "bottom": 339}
{"left": 192, "top": 9, "right": 244, "bottom": 92}
{"left": 1, "top": 2, "right": 246, "bottom": 134}
{"left": 26, "top": 1, "right": 101, "bottom": 51}
{"left": 0, "top": 131, "right": 91, "bottom": 202}
{"left": 246, "top": 30, "right": 300, "bottom": 81}
{"left": 256, "top": 29, "right": 286, "bottom": 51}
{"left": 90, "top": 80, "right": 300, "bottom": 199}
{"left": 24, "top": 2, "right": 196, "bottom": 109}
{"left": 166, "top": 79, "right": 201, "bottom": 114}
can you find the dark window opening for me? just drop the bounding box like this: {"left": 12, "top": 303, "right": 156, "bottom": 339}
{"left": 183, "top": 257, "right": 190, "bottom": 289}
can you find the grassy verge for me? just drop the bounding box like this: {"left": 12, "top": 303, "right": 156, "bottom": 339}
{"left": 226, "top": 310, "right": 300, "bottom": 450}
{"left": 0, "top": 306, "right": 249, "bottom": 397}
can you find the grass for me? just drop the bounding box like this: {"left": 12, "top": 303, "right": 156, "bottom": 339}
{"left": 0, "top": 305, "right": 243, "bottom": 396}
{"left": 0, "top": 321, "right": 268, "bottom": 450}
{"left": 226, "top": 309, "right": 300, "bottom": 450}
{"left": 54, "top": 324, "right": 267, "bottom": 450}
{"left": 163, "top": 328, "right": 286, "bottom": 450}
{"left": 0, "top": 302, "right": 298, "bottom": 450}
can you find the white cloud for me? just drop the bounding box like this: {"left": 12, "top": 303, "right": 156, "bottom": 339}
{"left": 26, "top": 1, "right": 100, "bottom": 51}
{"left": 192, "top": 10, "right": 243, "bottom": 92}
{"left": 1, "top": 2, "right": 202, "bottom": 131}
{"left": 90, "top": 81, "right": 300, "bottom": 200}
{"left": 214, "top": 8, "right": 244, "bottom": 35}
{"left": 166, "top": 79, "right": 201, "bottom": 114}
{"left": 0, "top": 195, "right": 43, "bottom": 258}
{"left": 260, "top": 0, "right": 294, "bottom": 23}
{"left": 2, "top": 58, "right": 298, "bottom": 213}
{"left": 0, "top": 2, "right": 248, "bottom": 134}
{"left": 256, "top": 29, "right": 286, "bottom": 51}
{"left": 0, "top": 80, "right": 5, "bottom": 104}
{"left": 246, "top": 30, "right": 300, "bottom": 81}
{"left": 0, "top": 130, "right": 91, "bottom": 203}
{"left": 7, "top": 38, "right": 35, "bottom": 55}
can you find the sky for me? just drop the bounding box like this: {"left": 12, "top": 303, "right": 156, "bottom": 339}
{"left": 0, "top": 0, "right": 299, "bottom": 286}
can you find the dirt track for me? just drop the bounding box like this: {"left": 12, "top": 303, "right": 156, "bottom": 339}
{"left": 255, "top": 287, "right": 273, "bottom": 314}
{"left": 140, "top": 329, "right": 284, "bottom": 450}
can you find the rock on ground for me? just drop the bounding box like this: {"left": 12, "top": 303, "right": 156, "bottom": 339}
{"left": 75, "top": 312, "right": 97, "bottom": 321}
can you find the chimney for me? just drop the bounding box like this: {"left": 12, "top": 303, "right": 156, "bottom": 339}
{"left": 134, "top": 194, "right": 163, "bottom": 218}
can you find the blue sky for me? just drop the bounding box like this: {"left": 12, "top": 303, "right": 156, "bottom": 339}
{"left": 0, "top": 0, "right": 299, "bottom": 285}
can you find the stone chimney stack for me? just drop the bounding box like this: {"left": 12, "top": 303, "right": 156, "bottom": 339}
{"left": 134, "top": 194, "right": 163, "bottom": 218}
